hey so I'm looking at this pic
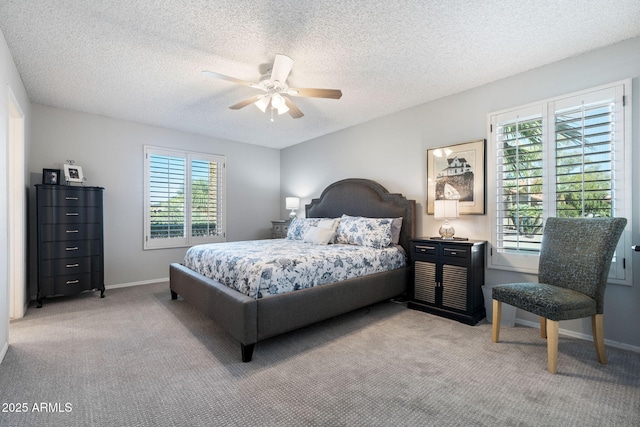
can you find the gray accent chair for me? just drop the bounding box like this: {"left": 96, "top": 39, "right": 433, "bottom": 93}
{"left": 491, "top": 217, "right": 627, "bottom": 374}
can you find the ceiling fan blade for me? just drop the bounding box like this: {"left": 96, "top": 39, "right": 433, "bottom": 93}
{"left": 288, "top": 88, "right": 342, "bottom": 99}
{"left": 284, "top": 97, "right": 304, "bottom": 118}
{"left": 229, "top": 95, "right": 262, "bottom": 110}
{"left": 270, "top": 54, "right": 294, "bottom": 83}
{"left": 202, "top": 70, "right": 259, "bottom": 88}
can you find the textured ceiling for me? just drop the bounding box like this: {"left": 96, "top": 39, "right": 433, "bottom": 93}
{"left": 1, "top": 1, "right": 639, "bottom": 149}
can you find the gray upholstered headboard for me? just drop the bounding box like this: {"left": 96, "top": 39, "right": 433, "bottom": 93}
{"left": 305, "top": 178, "right": 416, "bottom": 252}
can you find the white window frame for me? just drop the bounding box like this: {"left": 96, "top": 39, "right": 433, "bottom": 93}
{"left": 487, "top": 79, "right": 632, "bottom": 285}
{"left": 143, "top": 145, "right": 226, "bottom": 250}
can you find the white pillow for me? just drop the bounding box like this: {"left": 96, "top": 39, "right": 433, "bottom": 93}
{"left": 317, "top": 218, "right": 339, "bottom": 231}
{"left": 391, "top": 217, "right": 403, "bottom": 245}
{"left": 303, "top": 226, "right": 335, "bottom": 245}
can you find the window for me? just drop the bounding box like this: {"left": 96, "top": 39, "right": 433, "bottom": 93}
{"left": 144, "top": 146, "right": 226, "bottom": 250}
{"left": 488, "top": 80, "right": 631, "bottom": 284}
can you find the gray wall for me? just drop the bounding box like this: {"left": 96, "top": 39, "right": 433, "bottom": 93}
{"left": 29, "top": 105, "right": 281, "bottom": 291}
{"left": 281, "top": 36, "right": 640, "bottom": 349}
{"left": 1, "top": 27, "right": 31, "bottom": 359}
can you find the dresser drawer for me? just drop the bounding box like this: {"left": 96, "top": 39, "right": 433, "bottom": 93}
{"left": 442, "top": 246, "right": 470, "bottom": 260}
{"left": 39, "top": 273, "right": 103, "bottom": 297}
{"left": 413, "top": 243, "right": 437, "bottom": 257}
{"left": 39, "top": 207, "right": 102, "bottom": 225}
{"left": 38, "top": 187, "right": 103, "bottom": 207}
{"left": 40, "top": 256, "right": 102, "bottom": 277}
{"left": 39, "top": 239, "right": 102, "bottom": 260}
{"left": 40, "top": 223, "right": 102, "bottom": 242}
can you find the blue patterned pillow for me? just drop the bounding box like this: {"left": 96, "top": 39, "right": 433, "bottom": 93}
{"left": 287, "top": 218, "right": 338, "bottom": 240}
{"left": 335, "top": 215, "right": 393, "bottom": 249}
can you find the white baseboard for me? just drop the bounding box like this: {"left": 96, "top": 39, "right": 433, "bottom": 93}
{"left": 515, "top": 318, "right": 640, "bottom": 354}
{"left": 29, "top": 278, "right": 170, "bottom": 302}
{"left": 105, "top": 278, "right": 169, "bottom": 290}
{"left": 0, "top": 341, "right": 8, "bottom": 365}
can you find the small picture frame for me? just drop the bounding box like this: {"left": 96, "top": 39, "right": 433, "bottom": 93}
{"left": 42, "top": 168, "right": 61, "bottom": 185}
{"left": 63, "top": 164, "right": 84, "bottom": 183}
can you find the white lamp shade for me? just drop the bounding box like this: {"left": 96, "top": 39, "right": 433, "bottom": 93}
{"left": 285, "top": 197, "right": 300, "bottom": 210}
{"left": 434, "top": 199, "right": 459, "bottom": 219}
{"left": 254, "top": 95, "right": 270, "bottom": 112}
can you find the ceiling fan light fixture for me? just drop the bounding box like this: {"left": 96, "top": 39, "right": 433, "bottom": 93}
{"left": 276, "top": 103, "right": 289, "bottom": 115}
{"left": 271, "top": 93, "right": 285, "bottom": 108}
{"left": 254, "top": 95, "right": 270, "bottom": 113}
{"left": 204, "top": 53, "right": 340, "bottom": 121}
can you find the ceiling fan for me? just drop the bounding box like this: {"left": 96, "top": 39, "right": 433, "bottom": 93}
{"left": 202, "top": 54, "right": 342, "bottom": 121}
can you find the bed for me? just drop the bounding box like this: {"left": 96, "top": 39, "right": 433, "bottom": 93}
{"left": 169, "top": 178, "right": 416, "bottom": 362}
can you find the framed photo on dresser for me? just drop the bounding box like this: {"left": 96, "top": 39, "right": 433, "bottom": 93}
{"left": 63, "top": 163, "right": 84, "bottom": 183}
{"left": 42, "top": 168, "right": 61, "bottom": 185}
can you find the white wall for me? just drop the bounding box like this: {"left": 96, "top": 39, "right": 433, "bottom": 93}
{"left": 281, "top": 37, "right": 640, "bottom": 349}
{"left": 29, "top": 105, "right": 281, "bottom": 291}
{"left": 0, "top": 28, "right": 31, "bottom": 362}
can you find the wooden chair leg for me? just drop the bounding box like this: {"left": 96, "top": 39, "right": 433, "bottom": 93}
{"left": 540, "top": 317, "right": 547, "bottom": 339}
{"left": 592, "top": 314, "right": 607, "bottom": 365}
{"left": 492, "top": 299, "right": 501, "bottom": 343}
{"left": 546, "top": 320, "right": 559, "bottom": 374}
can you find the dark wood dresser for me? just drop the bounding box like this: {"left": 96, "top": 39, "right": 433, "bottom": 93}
{"left": 408, "top": 238, "right": 486, "bottom": 325}
{"left": 35, "top": 185, "right": 105, "bottom": 307}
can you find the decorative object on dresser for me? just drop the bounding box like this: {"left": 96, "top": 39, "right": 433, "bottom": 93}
{"left": 63, "top": 160, "right": 84, "bottom": 185}
{"left": 271, "top": 220, "right": 291, "bottom": 239}
{"left": 35, "top": 185, "right": 105, "bottom": 307}
{"left": 285, "top": 197, "right": 300, "bottom": 219}
{"left": 42, "top": 168, "right": 61, "bottom": 185}
{"left": 433, "top": 199, "right": 459, "bottom": 239}
{"left": 408, "top": 238, "right": 486, "bottom": 325}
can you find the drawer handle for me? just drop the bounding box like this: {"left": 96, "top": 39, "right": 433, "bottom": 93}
{"left": 416, "top": 245, "right": 435, "bottom": 251}
{"left": 444, "top": 248, "right": 465, "bottom": 256}
{"left": 65, "top": 247, "right": 79, "bottom": 251}
{"left": 66, "top": 280, "right": 79, "bottom": 285}
{"left": 66, "top": 263, "right": 79, "bottom": 268}
{"left": 65, "top": 212, "right": 79, "bottom": 216}
{"left": 66, "top": 229, "right": 79, "bottom": 233}
{"left": 65, "top": 197, "right": 79, "bottom": 200}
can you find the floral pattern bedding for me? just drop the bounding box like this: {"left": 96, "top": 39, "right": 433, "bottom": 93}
{"left": 183, "top": 239, "right": 407, "bottom": 299}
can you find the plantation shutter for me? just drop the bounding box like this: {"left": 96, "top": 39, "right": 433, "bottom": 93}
{"left": 553, "top": 91, "right": 615, "bottom": 219}
{"left": 148, "top": 153, "right": 186, "bottom": 246}
{"left": 489, "top": 81, "right": 630, "bottom": 283}
{"left": 144, "top": 146, "right": 226, "bottom": 249}
{"left": 190, "top": 157, "right": 225, "bottom": 243}
{"left": 495, "top": 111, "right": 544, "bottom": 255}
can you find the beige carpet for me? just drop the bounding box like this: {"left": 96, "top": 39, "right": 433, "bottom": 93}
{"left": 1, "top": 282, "right": 639, "bottom": 426}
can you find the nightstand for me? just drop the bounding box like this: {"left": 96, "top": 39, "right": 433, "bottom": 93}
{"left": 271, "top": 220, "right": 291, "bottom": 239}
{"left": 407, "top": 238, "right": 486, "bottom": 325}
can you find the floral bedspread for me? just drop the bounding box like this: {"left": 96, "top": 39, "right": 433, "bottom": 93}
{"left": 183, "top": 239, "right": 406, "bottom": 299}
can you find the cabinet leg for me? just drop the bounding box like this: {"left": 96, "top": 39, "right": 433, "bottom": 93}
{"left": 241, "top": 343, "right": 255, "bottom": 362}
{"left": 100, "top": 289, "right": 105, "bottom": 298}
{"left": 171, "top": 290, "right": 178, "bottom": 300}
{"left": 37, "top": 298, "right": 43, "bottom": 308}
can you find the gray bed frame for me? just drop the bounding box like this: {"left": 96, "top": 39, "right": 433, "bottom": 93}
{"left": 169, "top": 178, "right": 416, "bottom": 362}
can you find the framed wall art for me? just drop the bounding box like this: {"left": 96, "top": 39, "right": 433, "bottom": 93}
{"left": 42, "top": 168, "right": 61, "bottom": 185}
{"left": 426, "top": 139, "right": 486, "bottom": 215}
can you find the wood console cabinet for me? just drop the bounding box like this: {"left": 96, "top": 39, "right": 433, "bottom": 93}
{"left": 35, "top": 185, "right": 105, "bottom": 307}
{"left": 408, "top": 238, "right": 486, "bottom": 325}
